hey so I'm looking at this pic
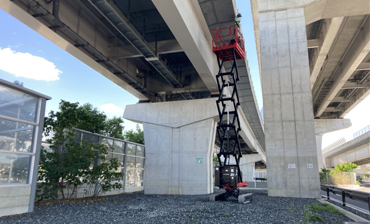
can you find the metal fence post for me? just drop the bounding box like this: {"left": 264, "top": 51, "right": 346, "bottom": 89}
{"left": 123, "top": 142, "right": 128, "bottom": 192}
{"left": 327, "top": 188, "right": 330, "bottom": 200}
{"left": 368, "top": 197, "right": 370, "bottom": 214}
{"left": 342, "top": 191, "right": 346, "bottom": 207}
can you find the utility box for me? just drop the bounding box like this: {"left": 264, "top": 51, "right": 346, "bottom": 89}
{"left": 215, "top": 165, "right": 239, "bottom": 187}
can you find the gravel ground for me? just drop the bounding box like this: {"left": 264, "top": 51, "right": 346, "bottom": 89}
{"left": 0, "top": 189, "right": 354, "bottom": 224}
{"left": 326, "top": 198, "right": 370, "bottom": 221}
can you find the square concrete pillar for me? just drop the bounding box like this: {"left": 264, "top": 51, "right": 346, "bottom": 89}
{"left": 259, "top": 8, "right": 320, "bottom": 198}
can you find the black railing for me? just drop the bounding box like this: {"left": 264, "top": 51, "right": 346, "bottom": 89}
{"left": 321, "top": 185, "right": 370, "bottom": 213}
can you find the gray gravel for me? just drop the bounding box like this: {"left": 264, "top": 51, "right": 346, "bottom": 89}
{"left": 0, "top": 189, "right": 354, "bottom": 224}
{"left": 326, "top": 199, "right": 370, "bottom": 221}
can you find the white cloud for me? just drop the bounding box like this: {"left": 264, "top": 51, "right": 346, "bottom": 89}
{"left": 0, "top": 48, "right": 61, "bottom": 81}
{"left": 100, "top": 103, "right": 124, "bottom": 114}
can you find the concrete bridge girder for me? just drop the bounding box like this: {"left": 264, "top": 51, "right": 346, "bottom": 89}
{"left": 323, "top": 132, "right": 370, "bottom": 167}
{"left": 152, "top": 0, "right": 219, "bottom": 94}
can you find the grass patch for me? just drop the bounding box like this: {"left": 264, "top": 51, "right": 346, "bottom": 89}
{"left": 310, "top": 203, "right": 343, "bottom": 215}
{"left": 223, "top": 213, "right": 230, "bottom": 217}
{"left": 304, "top": 205, "right": 324, "bottom": 223}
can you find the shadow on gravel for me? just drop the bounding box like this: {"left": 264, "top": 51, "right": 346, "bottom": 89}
{"left": 0, "top": 190, "right": 356, "bottom": 224}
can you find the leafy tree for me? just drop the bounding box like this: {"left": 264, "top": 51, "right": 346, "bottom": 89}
{"left": 44, "top": 101, "right": 107, "bottom": 135}
{"left": 44, "top": 100, "right": 125, "bottom": 138}
{"left": 334, "top": 162, "right": 358, "bottom": 172}
{"left": 37, "top": 100, "right": 123, "bottom": 201}
{"left": 124, "top": 124, "right": 144, "bottom": 144}
{"left": 102, "top": 116, "right": 124, "bottom": 139}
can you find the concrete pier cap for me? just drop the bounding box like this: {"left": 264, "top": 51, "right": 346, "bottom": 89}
{"left": 124, "top": 98, "right": 218, "bottom": 195}
{"left": 314, "top": 119, "right": 352, "bottom": 170}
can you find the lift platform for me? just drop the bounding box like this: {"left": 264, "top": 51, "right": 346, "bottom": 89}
{"left": 210, "top": 25, "right": 252, "bottom": 204}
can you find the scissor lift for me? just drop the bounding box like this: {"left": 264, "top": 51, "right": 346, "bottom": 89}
{"left": 210, "top": 25, "right": 253, "bottom": 203}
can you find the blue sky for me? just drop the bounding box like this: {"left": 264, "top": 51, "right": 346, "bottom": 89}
{"left": 0, "top": 1, "right": 369, "bottom": 148}
{"left": 0, "top": 8, "right": 139, "bottom": 131}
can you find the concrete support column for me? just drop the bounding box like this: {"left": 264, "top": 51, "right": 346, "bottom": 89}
{"left": 123, "top": 98, "right": 218, "bottom": 194}
{"left": 238, "top": 154, "right": 265, "bottom": 182}
{"left": 259, "top": 8, "right": 320, "bottom": 198}
{"left": 314, "top": 119, "right": 352, "bottom": 170}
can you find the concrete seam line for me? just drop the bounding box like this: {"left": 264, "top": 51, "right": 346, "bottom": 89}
{"left": 141, "top": 118, "right": 217, "bottom": 129}
{"left": 316, "top": 199, "right": 369, "bottom": 222}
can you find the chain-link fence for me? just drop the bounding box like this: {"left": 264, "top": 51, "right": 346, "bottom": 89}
{"left": 320, "top": 171, "right": 356, "bottom": 185}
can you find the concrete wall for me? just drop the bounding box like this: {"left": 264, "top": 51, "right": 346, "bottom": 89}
{"left": 259, "top": 7, "right": 320, "bottom": 198}
{"left": 0, "top": 185, "right": 31, "bottom": 217}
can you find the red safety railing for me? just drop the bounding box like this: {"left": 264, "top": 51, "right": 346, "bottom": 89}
{"left": 212, "top": 25, "right": 246, "bottom": 61}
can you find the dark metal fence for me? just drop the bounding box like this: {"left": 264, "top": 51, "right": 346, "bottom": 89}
{"left": 321, "top": 185, "right": 370, "bottom": 213}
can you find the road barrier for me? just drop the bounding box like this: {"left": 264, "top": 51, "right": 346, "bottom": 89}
{"left": 321, "top": 185, "right": 370, "bottom": 213}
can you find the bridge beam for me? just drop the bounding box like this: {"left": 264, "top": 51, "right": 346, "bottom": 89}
{"left": 309, "top": 17, "right": 344, "bottom": 88}
{"left": 152, "top": 0, "right": 219, "bottom": 93}
{"left": 315, "top": 16, "right": 370, "bottom": 117}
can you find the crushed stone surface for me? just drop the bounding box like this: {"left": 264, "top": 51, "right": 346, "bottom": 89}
{"left": 0, "top": 189, "right": 355, "bottom": 224}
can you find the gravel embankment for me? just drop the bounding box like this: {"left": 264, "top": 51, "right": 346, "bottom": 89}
{"left": 0, "top": 189, "right": 355, "bottom": 224}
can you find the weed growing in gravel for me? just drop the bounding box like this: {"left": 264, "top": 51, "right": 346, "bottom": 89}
{"left": 223, "top": 213, "right": 230, "bottom": 217}
{"left": 303, "top": 205, "right": 324, "bottom": 223}
{"left": 286, "top": 198, "right": 299, "bottom": 223}
{"left": 310, "top": 203, "right": 343, "bottom": 215}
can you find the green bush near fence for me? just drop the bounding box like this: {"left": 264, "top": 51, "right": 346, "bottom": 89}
{"left": 320, "top": 163, "right": 358, "bottom": 185}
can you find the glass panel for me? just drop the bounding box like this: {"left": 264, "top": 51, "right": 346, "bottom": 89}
{"left": 136, "top": 146, "right": 144, "bottom": 157}
{"left": 101, "top": 138, "right": 114, "bottom": 152}
{"left": 136, "top": 169, "right": 144, "bottom": 181}
{"left": 0, "top": 85, "right": 38, "bottom": 122}
{"left": 125, "top": 168, "right": 135, "bottom": 187}
{"left": 0, "top": 118, "right": 35, "bottom": 153}
{"left": 113, "top": 141, "right": 125, "bottom": 154}
{"left": 126, "top": 156, "right": 135, "bottom": 168}
{"left": 0, "top": 154, "right": 31, "bottom": 184}
{"left": 127, "top": 144, "right": 136, "bottom": 156}
{"left": 101, "top": 153, "right": 112, "bottom": 163}
{"left": 82, "top": 132, "right": 99, "bottom": 144}
{"left": 135, "top": 157, "right": 144, "bottom": 168}
{"left": 112, "top": 153, "right": 124, "bottom": 167}
{"left": 135, "top": 180, "right": 143, "bottom": 187}
{"left": 73, "top": 131, "right": 82, "bottom": 142}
